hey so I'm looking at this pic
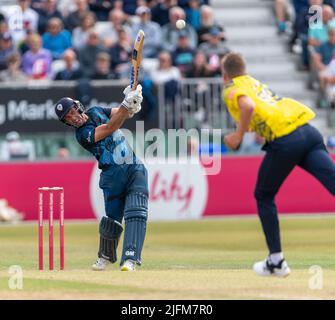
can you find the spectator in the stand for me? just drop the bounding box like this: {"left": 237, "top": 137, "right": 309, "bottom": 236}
{"left": 19, "top": 0, "right": 39, "bottom": 32}
{"left": 142, "top": 0, "right": 157, "bottom": 8}
{"left": 275, "top": 0, "right": 287, "bottom": 34}
{"left": 0, "top": 16, "right": 8, "bottom": 39}
{"left": 318, "top": 56, "right": 335, "bottom": 104}
{"left": 290, "top": 0, "right": 309, "bottom": 48}
{"left": 308, "top": 5, "right": 335, "bottom": 48}
{"left": 65, "top": 0, "right": 90, "bottom": 31}
{"left": 161, "top": 6, "right": 198, "bottom": 51}
{"left": 315, "top": 30, "right": 335, "bottom": 99}
{"left": 296, "top": 0, "right": 323, "bottom": 69}
{"left": 57, "top": 0, "right": 78, "bottom": 17}
{"left": 172, "top": 30, "right": 195, "bottom": 76}
{"left": 312, "top": 27, "right": 335, "bottom": 72}
{"left": 312, "top": 28, "right": 335, "bottom": 103}
{"left": 309, "top": 27, "right": 335, "bottom": 92}
{"left": 131, "top": 6, "right": 161, "bottom": 58}
{"left": 184, "top": 49, "right": 214, "bottom": 127}
{"left": 149, "top": 51, "right": 181, "bottom": 103}
{"left": 123, "top": 0, "right": 139, "bottom": 15}
{"left": 0, "top": 33, "right": 15, "bottom": 71}
{"left": 199, "top": 26, "right": 229, "bottom": 76}
{"left": 185, "top": 0, "right": 201, "bottom": 31}
{"left": 31, "top": 0, "right": 44, "bottom": 11}
{"left": 109, "top": 26, "right": 132, "bottom": 78}
{"left": 178, "top": 0, "right": 210, "bottom": 7}
{"left": 37, "top": 0, "right": 64, "bottom": 34}
{"left": 0, "top": 53, "right": 27, "bottom": 82}
{"left": 78, "top": 29, "right": 105, "bottom": 77}
{"left": 0, "top": 131, "right": 35, "bottom": 161}
{"left": 318, "top": 52, "right": 335, "bottom": 109}
{"left": 92, "top": 51, "right": 118, "bottom": 79}
{"left": 22, "top": 33, "right": 52, "bottom": 79}
{"left": 18, "top": 31, "right": 35, "bottom": 55}
{"left": 72, "top": 12, "right": 96, "bottom": 50}
{"left": 54, "top": 49, "right": 83, "bottom": 80}
{"left": 114, "top": 0, "right": 124, "bottom": 10}
{"left": 12, "top": 0, "right": 39, "bottom": 44}
{"left": 88, "top": 0, "right": 114, "bottom": 21}
{"left": 42, "top": 18, "right": 72, "bottom": 60}
{"left": 185, "top": 51, "right": 213, "bottom": 77}
{"left": 0, "top": 13, "right": 5, "bottom": 24}
{"left": 178, "top": 0, "right": 191, "bottom": 8}
{"left": 151, "top": 0, "right": 178, "bottom": 26}
{"left": 99, "top": 8, "right": 132, "bottom": 48}
{"left": 149, "top": 51, "right": 181, "bottom": 84}
{"left": 198, "top": 5, "right": 224, "bottom": 44}
{"left": 0, "top": 19, "right": 8, "bottom": 35}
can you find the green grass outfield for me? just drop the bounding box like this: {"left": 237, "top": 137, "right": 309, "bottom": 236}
{"left": 0, "top": 216, "right": 335, "bottom": 299}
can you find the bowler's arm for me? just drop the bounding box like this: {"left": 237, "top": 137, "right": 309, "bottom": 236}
{"left": 94, "top": 106, "right": 129, "bottom": 142}
{"left": 236, "top": 95, "right": 255, "bottom": 137}
{"left": 224, "top": 95, "right": 255, "bottom": 150}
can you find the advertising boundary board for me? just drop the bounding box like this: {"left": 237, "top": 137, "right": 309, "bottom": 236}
{"left": 1, "top": 156, "right": 335, "bottom": 221}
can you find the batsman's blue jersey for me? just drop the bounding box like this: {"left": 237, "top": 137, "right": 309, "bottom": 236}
{"left": 75, "top": 106, "right": 136, "bottom": 170}
{"left": 75, "top": 106, "right": 148, "bottom": 224}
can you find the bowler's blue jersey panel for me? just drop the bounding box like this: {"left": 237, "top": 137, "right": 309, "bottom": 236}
{"left": 75, "top": 106, "right": 134, "bottom": 169}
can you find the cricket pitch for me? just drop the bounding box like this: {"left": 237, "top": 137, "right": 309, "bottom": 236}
{"left": 1, "top": 216, "right": 335, "bottom": 299}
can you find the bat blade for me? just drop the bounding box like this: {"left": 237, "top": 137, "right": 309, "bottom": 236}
{"left": 131, "top": 30, "right": 145, "bottom": 90}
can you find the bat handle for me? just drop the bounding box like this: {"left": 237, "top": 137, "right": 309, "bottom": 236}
{"left": 131, "top": 64, "right": 140, "bottom": 90}
{"left": 131, "top": 72, "right": 138, "bottom": 90}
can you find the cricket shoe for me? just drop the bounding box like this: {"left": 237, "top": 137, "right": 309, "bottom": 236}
{"left": 92, "top": 257, "right": 111, "bottom": 271}
{"left": 121, "top": 259, "right": 136, "bottom": 271}
{"left": 253, "top": 257, "right": 291, "bottom": 278}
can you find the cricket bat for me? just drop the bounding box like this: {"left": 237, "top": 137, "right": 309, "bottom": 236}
{"left": 130, "top": 30, "right": 145, "bottom": 90}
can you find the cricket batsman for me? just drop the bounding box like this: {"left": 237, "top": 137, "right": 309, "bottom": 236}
{"left": 54, "top": 84, "right": 148, "bottom": 271}
{"left": 221, "top": 53, "right": 335, "bottom": 277}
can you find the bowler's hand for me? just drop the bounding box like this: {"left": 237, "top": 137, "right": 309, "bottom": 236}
{"left": 224, "top": 132, "right": 243, "bottom": 150}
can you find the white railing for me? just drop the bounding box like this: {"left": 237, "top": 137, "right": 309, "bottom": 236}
{"left": 157, "top": 78, "right": 235, "bottom": 132}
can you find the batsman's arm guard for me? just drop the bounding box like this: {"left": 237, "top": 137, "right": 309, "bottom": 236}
{"left": 98, "top": 217, "right": 123, "bottom": 263}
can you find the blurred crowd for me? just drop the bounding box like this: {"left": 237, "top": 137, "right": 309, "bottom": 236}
{"left": 274, "top": 0, "right": 335, "bottom": 109}
{"left": 0, "top": 0, "right": 229, "bottom": 85}
{"left": 274, "top": 0, "right": 335, "bottom": 150}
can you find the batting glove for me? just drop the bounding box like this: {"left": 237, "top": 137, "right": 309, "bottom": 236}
{"left": 121, "top": 85, "right": 143, "bottom": 113}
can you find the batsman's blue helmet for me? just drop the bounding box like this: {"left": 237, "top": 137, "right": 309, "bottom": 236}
{"left": 54, "top": 97, "right": 85, "bottom": 124}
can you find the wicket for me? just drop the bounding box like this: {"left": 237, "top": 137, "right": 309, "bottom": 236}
{"left": 38, "top": 187, "right": 64, "bottom": 271}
